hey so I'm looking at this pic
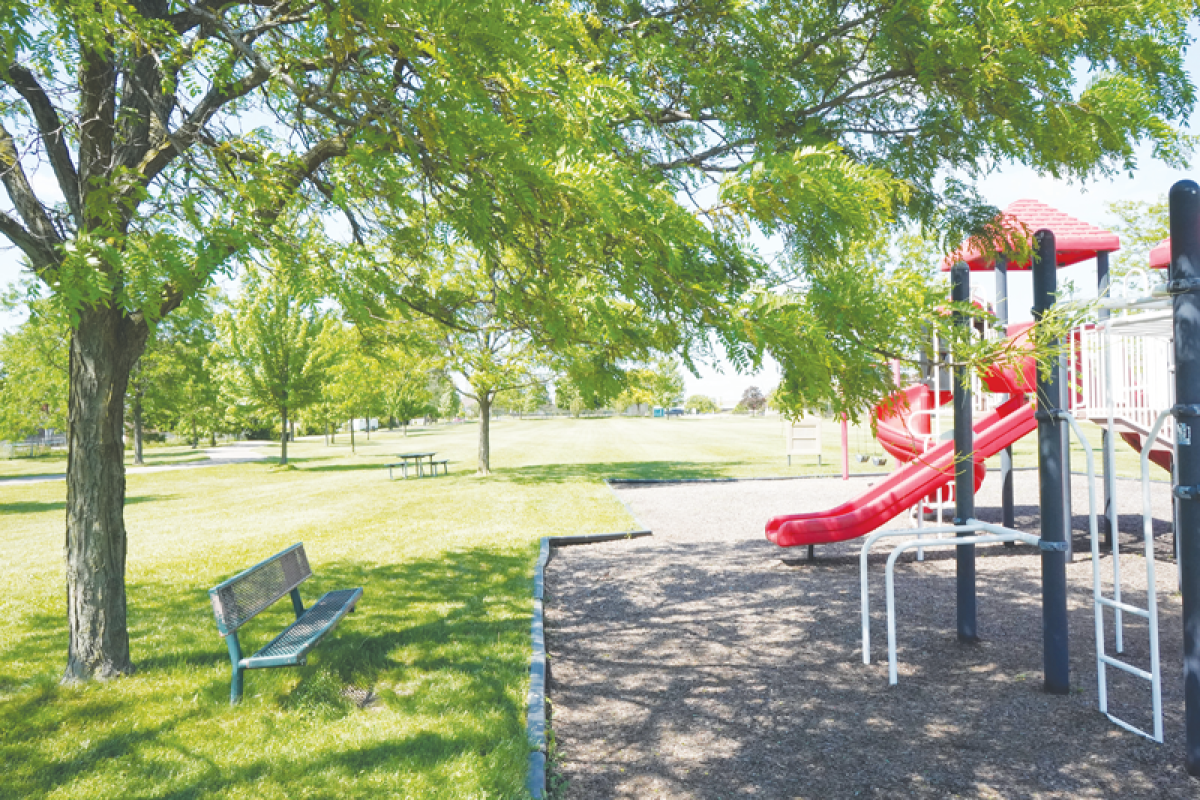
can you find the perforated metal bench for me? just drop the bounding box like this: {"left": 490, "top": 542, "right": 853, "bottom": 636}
{"left": 208, "top": 543, "right": 362, "bottom": 703}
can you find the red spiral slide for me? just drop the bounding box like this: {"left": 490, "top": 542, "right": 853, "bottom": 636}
{"left": 766, "top": 327, "right": 1039, "bottom": 548}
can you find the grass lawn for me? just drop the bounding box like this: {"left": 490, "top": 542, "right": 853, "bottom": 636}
{"left": 1, "top": 414, "right": 840, "bottom": 800}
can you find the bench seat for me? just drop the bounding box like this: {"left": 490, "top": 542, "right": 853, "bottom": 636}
{"left": 243, "top": 587, "right": 362, "bottom": 669}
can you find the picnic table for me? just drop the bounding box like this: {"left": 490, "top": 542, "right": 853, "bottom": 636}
{"left": 387, "top": 452, "right": 448, "bottom": 479}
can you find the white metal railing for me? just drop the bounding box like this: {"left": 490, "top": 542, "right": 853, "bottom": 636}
{"left": 1072, "top": 320, "right": 1175, "bottom": 444}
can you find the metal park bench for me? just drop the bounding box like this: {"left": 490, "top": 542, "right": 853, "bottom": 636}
{"left": 208, "top": 543, "right": 362, "bottom": 703}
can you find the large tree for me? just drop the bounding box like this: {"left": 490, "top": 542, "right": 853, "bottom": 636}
{"left": 154, "top": 292, "right": 223, "bottom": 448}
{"left": 0, "top": 0, "right": 1192, "bottom": 682}
{"left": 221, "top": 257, "right": 334, "bottom": 466}
{"left": 368, "top": 342, "right": 439, "bottom": 434}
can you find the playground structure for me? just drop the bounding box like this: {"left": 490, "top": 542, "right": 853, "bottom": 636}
{"left": 765, "top": 194, "right": 1200, "bottom": 767}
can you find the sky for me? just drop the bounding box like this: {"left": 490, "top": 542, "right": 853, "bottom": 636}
{"left": 3, "top": 37, "right": 1199, "bottom": 409}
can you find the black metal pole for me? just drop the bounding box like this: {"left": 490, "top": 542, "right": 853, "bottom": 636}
{"left": 996, "top": 256, "right": 1016, "bottom": 539}
{"left": 1034, "top": 229, "right": 1070, "bottom": 695}
{"left": 1097, "top": 251, "right": 1115, "bottom": 547}
{"left": 1169, "top": 179, "right": 1200, "bottom": 775}
{"left": 952, "top": 261, "right": 978, "bottom": 643}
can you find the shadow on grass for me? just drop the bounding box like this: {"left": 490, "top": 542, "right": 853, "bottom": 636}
{"left": 286, "top": 459, "right": 396, "bottom": 474}
{"left": 379, "top": 428, "right": 447, "bottom": 438}
{"left": 1, "top": 494, "right": 173, "bottom": 516}
{"left": 0, "top": 471, "right": 67, "bottom": 481}
{"left": 491, "top": 460, "right": 756, "bottom": 484}
{"left": 0, "top": 544, "right": 536, "bottom": 798}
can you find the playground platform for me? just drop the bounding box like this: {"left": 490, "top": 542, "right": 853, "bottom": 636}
{"left": 545, "top": 471, "right": 1188, "bottom": 799}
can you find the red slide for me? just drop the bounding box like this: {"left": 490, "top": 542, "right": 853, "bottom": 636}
{"left": 765, "top": 395, "right": 1036, "bottom": 547}
{"left": 873, "top": 383, "right": 952, "bottom": 464}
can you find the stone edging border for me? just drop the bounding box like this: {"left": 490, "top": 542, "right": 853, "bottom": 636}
{"left": 525, "top": 529, "right": 652, "bottom": 798}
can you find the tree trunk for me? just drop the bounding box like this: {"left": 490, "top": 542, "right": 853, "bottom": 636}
{"left": 280, "top": 405, "right": 289, "bottom": 465}
{"left": 63, "top": 305, "right": 148, "bottom": 683}
{"left": 209, "top": 430, "right": 217, "bottom": 447}
{"left": 130, "top": 389, "right": 144, "bottom": 464}
{"left": 403, "top": 420, "right": 408, "bottom": 436}
{"left": 477, "top": 394, "right": 492, "bottom": 475}
{"left": 349, "top": 418, "right": 356, "bottom": 454}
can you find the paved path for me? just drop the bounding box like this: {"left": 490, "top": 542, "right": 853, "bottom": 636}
{"left": 0, "top": 441, "right": 270, "bottom": 486}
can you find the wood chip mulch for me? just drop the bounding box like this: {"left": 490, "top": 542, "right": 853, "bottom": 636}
{"left": 544, "top": 471, "right": 1196, "bottom": 799}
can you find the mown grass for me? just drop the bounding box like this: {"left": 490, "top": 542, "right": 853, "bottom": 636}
{"left": 0, "top": 414, "right": 831, "bottom": 800}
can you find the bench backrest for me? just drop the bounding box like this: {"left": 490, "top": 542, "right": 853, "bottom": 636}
{"left": 209, "top": 543, "right": 312, "bottom": 636}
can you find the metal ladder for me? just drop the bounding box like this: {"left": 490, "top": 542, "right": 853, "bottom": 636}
{"left": 1083, "top": 409, "right": 1165, "bottom": 742}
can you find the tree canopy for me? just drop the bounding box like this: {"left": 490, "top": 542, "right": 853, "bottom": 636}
{"left": 1, "top": 0, "right": 1195, "bottom": 681}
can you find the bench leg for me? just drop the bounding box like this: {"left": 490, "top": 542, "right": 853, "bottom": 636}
{"left": 226, "top": 636, "right": 245, "bottom": 704}
{"left": 231, "top": 665, "right": 245, "bottom": 704}
{"left": 388, "top": 465, "right": 393, "bottom": 480}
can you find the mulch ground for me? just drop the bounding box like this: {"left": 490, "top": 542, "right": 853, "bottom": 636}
{"left": 543, "top": 469, "right": 1195, "bottom": 799}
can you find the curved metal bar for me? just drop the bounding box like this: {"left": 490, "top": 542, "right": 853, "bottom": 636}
{"left": 859, "top": 524, "right": 962, "bottom": 664}
{"left": 884, "top": 524, "right": 1040, "bottom": 685}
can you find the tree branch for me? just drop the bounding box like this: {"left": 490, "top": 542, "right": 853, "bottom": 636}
{"left": 149, "top": 134, "right": 350, "bottom": 322}
{"left": 132, "top": 62, "right": 275, "bottom": 190}
{"left": 793, "top": 68, "right": 911, "bottom": 121}
{"left": 0, "top": 208, "right": 57, "bottom": 273}
{"left": 652, "top": 136, "right": 754, "bottom": 171}
{"left": 0, "top": 121, "right": 63, "bottom": 258}
{"left": 5, "top": 64, "right": 83, "bottom": 226}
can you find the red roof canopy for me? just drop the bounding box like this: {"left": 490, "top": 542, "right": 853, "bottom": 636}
{"left": 943, "top": 199, "right": 1120, "bottom": 271}
{"left": 1149, "top": 237, "right": 1170, "bottom": 269}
